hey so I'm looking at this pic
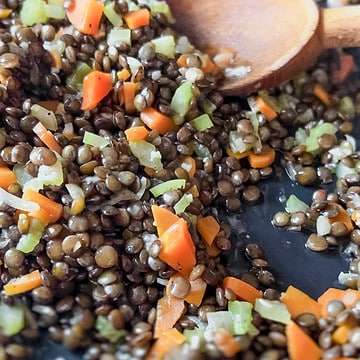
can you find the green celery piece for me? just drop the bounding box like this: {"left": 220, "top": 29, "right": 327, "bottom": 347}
{"left": 340, "top": 95, "right": 355, "bottom": 118}
{"left": 190, "top": 114, "right": 214, "bottom": 132}
{"left": 174, "top": 193, "right": 193, "bottom": 214}
{"left": 192, "top": 141, "right": 211, "bottom": 159}
{"left": 254, "top": 298, "right": 291, "bottom": 325}
{"left": 104, "top": 3, "right": 123, "bottom": 26}
{"left": 305, "top": 122, "right": 336, "bottom": 152}
{"left": 0, "top": 303, "right": 25, "bottom": 336}
{"left": 206, "top": 311, "right": 234, "bottom": 334}
{"left": 148, "top": 0, "right": 175, "bottom": 22}
{"left": 150, "top": 179, "right": 186, "bottom": 197}
{"left": 125, "top": 0, "right": 139, "bottom": 11}
{"left": 44, "top": 4, "right": 65, "bottom": 19}
{"left": 66, "top": 62, "right": 92, "bottom": 91}
{"left": 228, "top": 300, "right": 253, "bottom": 335}
{"left": 107, "top": 28, "right": 131, "bottom": 47}
{"left": 95, "top": 316, "right": 127, "bottom": 343}
{"left": 151, "top": 35, "right": 175, "bottom": 59}
{"left": 83, "top": 131, "right": 111, "bottom": 149}
{"left": 16, "top": 218, "right": 46, "bottom": 253}
{"left": 170, "top": 81, "right": 194, "bottom": 124}
{"left": 20, "top": 0, "right": 48, "bottom": 25}
{"left": 184, "top": 327, "right": 205, "bottom": 349}
{"left": 37, "top": 160, "right": 64, "bottom": 186}
{"left": 285, "top": 194, "right": 309, "bottom": 214}
{"left": 200, "top": 98, "right": 217, "bottom": 115}
{"left": 129, "top": 140, "right": 163, "bottom": 171}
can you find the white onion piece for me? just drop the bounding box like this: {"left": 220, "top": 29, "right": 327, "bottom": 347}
{"left": 316, "top": 215, "right": 331, "bottom": 236}
{"left": 0, "top": 187, "right": 39, "bottom": 212}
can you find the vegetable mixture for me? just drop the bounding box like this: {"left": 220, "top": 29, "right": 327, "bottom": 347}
{"left": 0, "top": 0, "right": 360, "bottom": 359}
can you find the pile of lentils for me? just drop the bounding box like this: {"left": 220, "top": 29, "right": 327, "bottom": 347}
{"left": 0, "top": 1, "right": 359, "bottom": 359}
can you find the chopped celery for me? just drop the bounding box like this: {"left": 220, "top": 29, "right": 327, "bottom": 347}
{"left": 151, "top": 35, "right": 175, "bottom": 59}
{"left": 294, "top": 127, "right": 307, "bottom": 145}
{"left": 200, "top": 99, "right": 217, "bottom": 115}
{"left": 340, "top": 95, "right": 355, "bottom": 119}
{"left": 20, "top": 0, "right": 48, "bottom": 25}
{"left": 228, "top": 300, "right": 253, "bottom": 335}
{"left": 0, "top": 303, "right": 25, "bottom": 336}
{"left": 150, "top": 179, "right": 186, "bottom": 197}
{"left": 184, "top": 327, "right": 205, "bottom": 349}
{"left": 190, "top": 114, "right": 214, "bottom": 132}
{"left": 147, "top": 0, "right": 175, "bottom": 23}
{"left": 174, "top": 193, "right": 193, "bottom": 214}
{"left": 83, "top": 131, "right": 111, "bottom": 149}
{"left": 95, "top": 316, "right": 127, "bottom": 343}
{"left": 206, "top": 311, "right": 234, "bottom": 334}
{"left": 305, "top": 122, "right": 336, "bottom": 153}
{"left": 104, "top": 3, "right": 123, "bottom": 26}
{"left": 254, "top": 298, "right": 291, "bottom": 325}
{"left": 17, "top": 218, "right": 46, "bottom": 253}
{"left": 296, "top": 108, "right": 314, "bottom": 124}
{"left": 30, "top": 104, "right": 58, "bottom": 131}
{"left": 170, "top": 81, "right": 194, "bottom": 124}
{"left": 125, "top": 0, "right": 139, "bottom": 11}
{"left": 128, "top": 140, "right": 163, "bottom": 171}
{"left": 285, "top": 194, "right": 309, "bottom": 214}
{"left": 48, "top": 0, "right": 64, "bottom": 5}
{"left": 66, "top": 62, "right": 92, "bottom": 91}
{"left": 192, "top": 142, "right": 211, "bottom": 159}
{"left": 44, "top": 4, "right": 65, "bottom": 19}
{"left": 107, "top": 28, "right": 131, "bottom": 47}
{"left": 37, "top": 160, "right": 64, "bottom": 186}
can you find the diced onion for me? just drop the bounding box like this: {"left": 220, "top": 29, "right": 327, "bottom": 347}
{"left": 0, "top": 187, "right": 39, "bottom": 212}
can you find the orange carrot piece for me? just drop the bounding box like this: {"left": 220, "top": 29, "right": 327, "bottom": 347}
{"left": 286, "top": 320, "right": 322, "bottom": 360}
{"left": 146, "top": 327, "right": 185, "bottom": 360}
{"left": 176, "top": 54, "right": 188, "bottom": 68}
{"left": 153, "top": 295, "right": 185, "bottom": 338}
{"left": 180, "top": 156, "right": 196, "bottom": 178}
{"left": 49, "top": 50, "right": 62, "bottom": 69}
{"left": 81, "top": 71, "right": 113, "bottom": 111}
{"left": 3, "top": 270, "right": 43, "bottom": 296}
{"left": 66, "top": 0, "right": 104, "bottom": 35}
{"left": 328, "top": 203, "right": 354, "bottom": 233}
{"left": 0, "top": 166, "right": 17, "bottom": 190}
{"left": 123, "top": 8, "right": 151, "bottom": 29}
{"left": 197, "top": 215, "right": 220, "bottom": 246}
{"left": 255, "top": 96, "right": 277, "bottom": 121}
{"left": 28, "top": 207, "right": 52, "bottom": 226}
{"left": 140, "top": 107, "right": 178, "bottom": 134}
{"left": 0, "top": 8, "right": 12, "bottom": 19}
{"left": 185, "top": 277, "right": 207, "bottom": 307}
{"left": 22, "top": 189, "right": 63, "bottom": 224}
{"left": 121, "top": 81, "right": 138, "bottom": 114}
{"left": 281, "top": 285, "right": 322, "bottom": 319}
{"left": 335, "top": 53, "right": 356, "bottom": 84}
{"left": 226, "top": 147, "right": 252, "bottom": 160}
{"left": 313, "top": 83, "right": 332, "bottom": 106}
{"left": 200, "top": 54, "right": 220, "bottom": 74}
{"left": 247, "top": 147, "right": 276, "bottom": 169}
{"left": 159, "top": 218, "right": 196, "bottom": 277}
{"left": 124, "top": 126, "right": 149, "bottom": 141}
{"left": 151, "top": 205, "right": 180, "bottom": 237}
{"left": 33, "top": 122, "right": 62, "bottom": 154}
{"left": 223, "top": 276, "right": 262, "bottom": 304}
{"left": 318, "top": 287, "right": 347, "bottom": 317}
{"left": 212, "top": 328, "right": 242, "bottom": 357}
{"left": 205, "top": 241, "right": 222, "bottom": 257}
{"left": 117, "top": 68, "right": 131, "bottom": 81}
{"left": 332, "top": 323, "right": 354, "bottom": 345}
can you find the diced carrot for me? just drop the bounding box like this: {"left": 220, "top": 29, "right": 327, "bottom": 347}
{"left": 328, "top": 203, "right": 354, "bottom": 233}
{"left": 151, "top": 205, "right": 180, "bottom": 237}
{"left": 255, "top": 95, "right": 277, "bottom": 121}
{"left": 120, "top": 81, "right": 139, "bottom": 114}
{"left": 81, "top": 71, "right": 113, "bottom": 111}
{"left": 159, "top": 218, "right": 196, "bottom": 277}
{"left": 196, "top": 215, "right": 220, "bottom": 246}
{"left": 212, "top": 328, "right": 242, "bottom": 357}
{"left": 332, "top": 323, "right": 355, "bottom": 345}
{"left": 117, "top": 68, "right": 131, "bottom": 81}
{"left": 286, "top": 320, "right": 323, "bottom": 360}
{"left": 22, "top": 189, "right": 63, "bottom": 224}
{"left": 179, "top": 156, "right": 196, "bottom": 178}
{"left": 123, "top": 8, "right": 151, "bottom": 29}
{"left": 223, "top": 276, "right": 262, "bottom": 304}
{"left": 205, "top": 241, "right": 222, "bottom": 257}
{"left": 176, "top": 54, "right": 188, "bottom": 68}
{"left": 313, "top": 83, "right": 332, "bottom": 106}
{"left": 146, "top": 327, "right": 185, "bottom": 360}
{"left": 66, "top": 0, "right": 104, "bottom": 35}
{"left": 200, "top": 54, "right": 220, "bottom": 74}
{"left": 124, "top": 126, "right": 149, "bottom": 141}
{"left": 140, "top": 107, "right": 178, "bottom": 135}
{"left": 28, "top": 207, "right": 52, "bottom": 226}
{"left": 3, "top": 270, "right": 43, "bottom": 296}
{"left": 0, "top": 166, "right": 17, "bottom": 190}
{"left": 247, "top": 147, "right": 276, "bottom": 169}
{"left": 0, "top": 8, "right": 12, "bottom": 19}
{"left": 144, "top": 166, "right": 155, "bottom": 177}
{"left": 281, "top": 285, "right": 322, "bottom": 319}
{"left": 335, "top": 53, "right": 356, "bottom": 84}
{"left": 32, "top": 122, "right": 62, "bottom": 154}
{"left": 318, "top": 287, "right": 347, "bottom": 317}
{"left": 185, "top": 277, "right": 207, "bottom": 307}
{"left": 153, "top": 295, "right": 185, "bottom": 338}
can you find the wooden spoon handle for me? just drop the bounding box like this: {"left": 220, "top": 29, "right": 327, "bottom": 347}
{"left": 321, "top": 5, "right": 360, "bottom": 48}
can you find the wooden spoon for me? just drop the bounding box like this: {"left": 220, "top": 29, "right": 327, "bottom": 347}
{"left": 166, "top": 0, "right": 360, "bottom": 96}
